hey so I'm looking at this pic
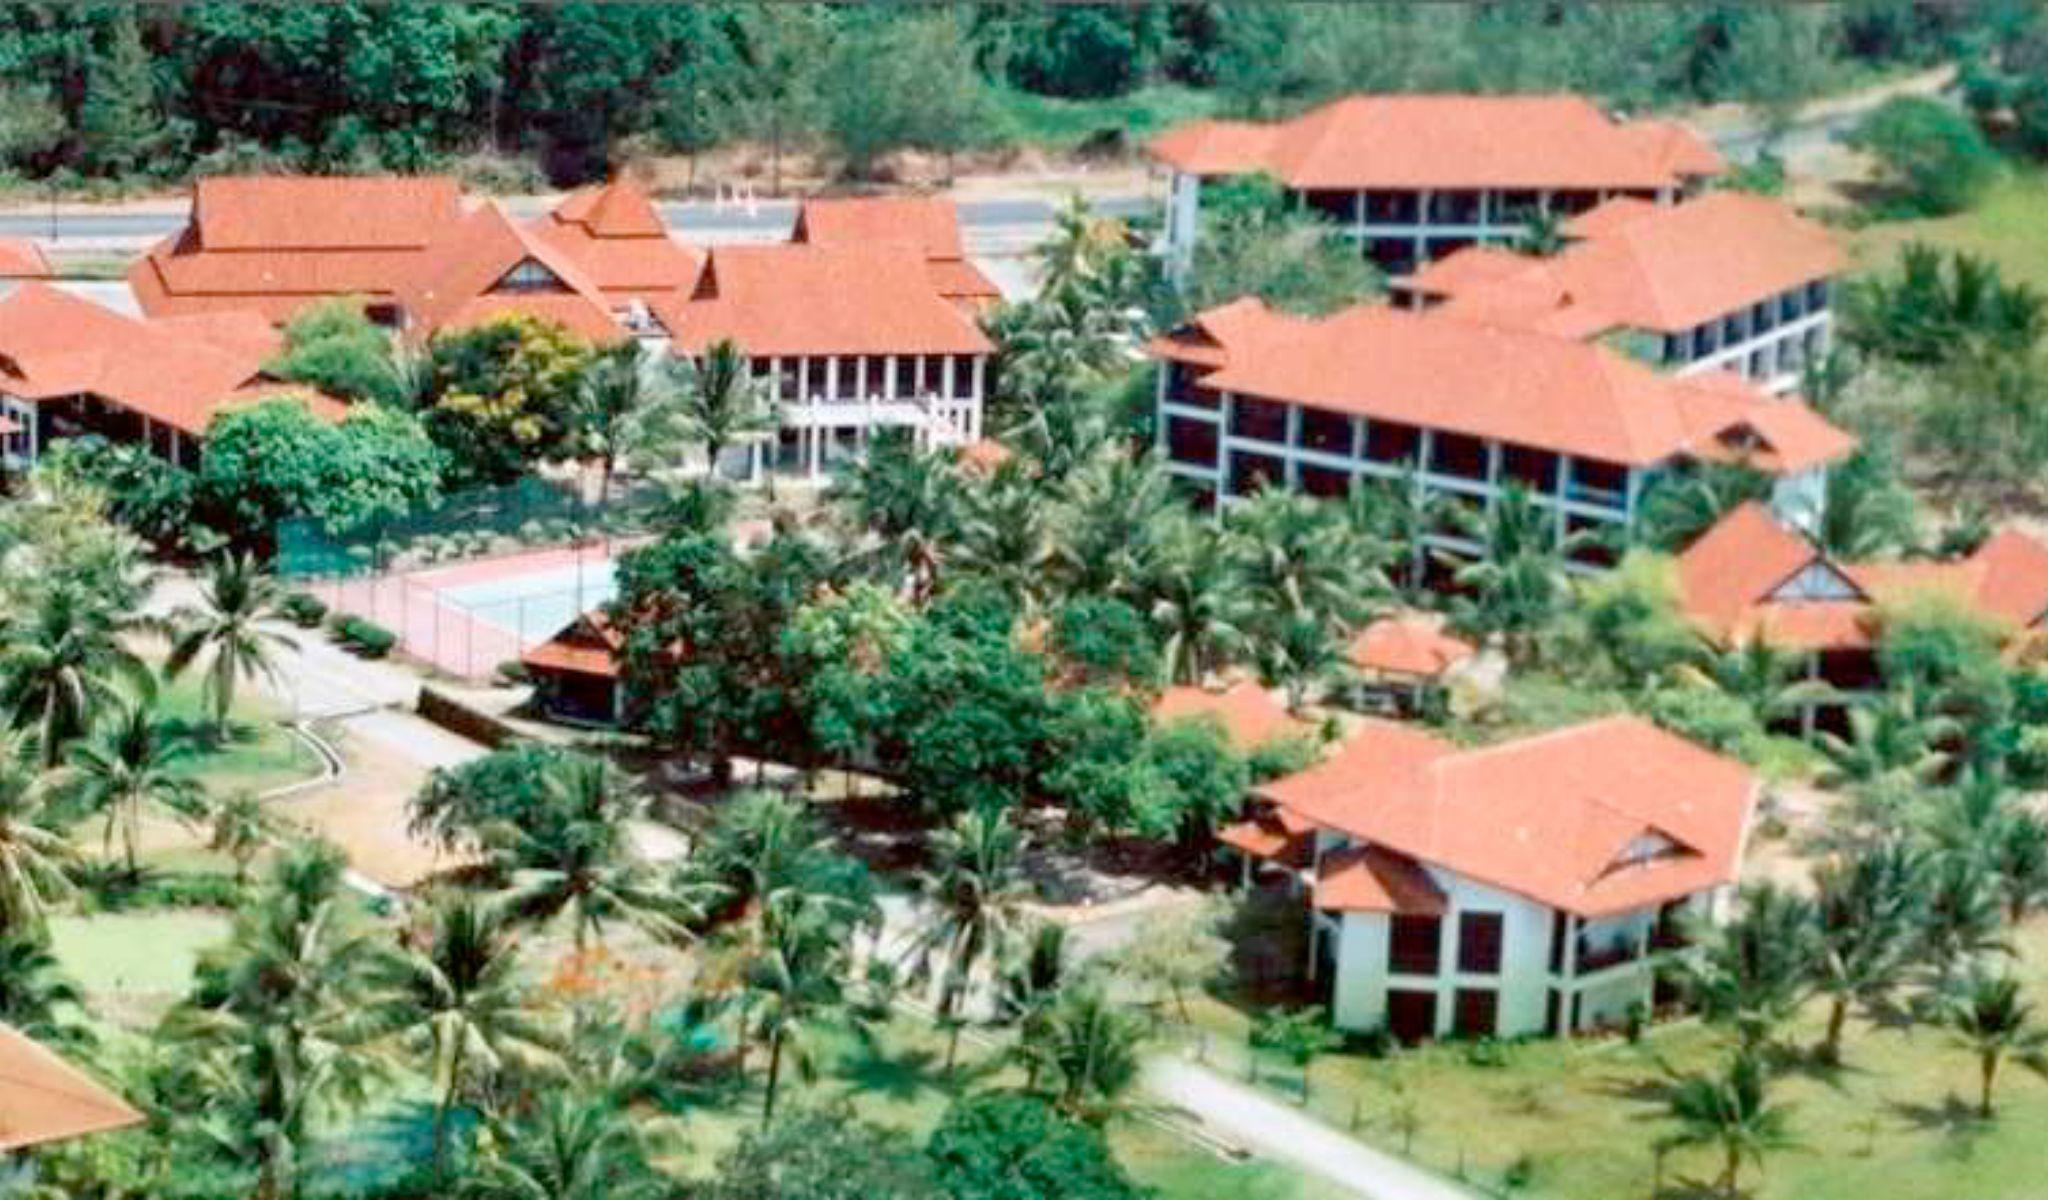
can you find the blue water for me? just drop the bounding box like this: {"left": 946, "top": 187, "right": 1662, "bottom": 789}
{"left": 432, "top": 559, "right": 619, "bottom": 642}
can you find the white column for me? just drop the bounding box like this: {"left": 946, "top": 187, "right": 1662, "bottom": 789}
{"left": 1166, "top": 170, "right": 1201, "bottom": 282}
{"left": 884, "top": 354, "right": 897, "bottom": 401}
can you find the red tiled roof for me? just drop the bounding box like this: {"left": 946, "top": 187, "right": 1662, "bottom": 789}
{"left": 1152, "top": 681, "right": 1311, "bottom": 752}
{"left": 1219, "top": 817, "right": 1293, "bottom": 860}
{"left": 0, "top": 283, "right": 346, "bottom": 435}
{"left": 1676, "top": 503, "right": 2048, "bottom": 650}
{"left": 1315, "top": 844, "right": 1447, "bottom": 915}
{"left": 0, "top": 238, "right": 51, "bottom": 279}
{"left": 660, "top": 243, "right": 994, "bottom": 358}
{"left": 1152, "top": 299, "right": 1853, "bottom": 473}
{"left": 792, "top": 196, "right": 1001, "bottom": 305}
{"left": 1260, "top": 716, "right": 1757, "bottom": 918}
{"left": 1407, "top": 192, "right": 1844, "bottom": 336}
{"left": 522, "top": 611, "right": 623, "bottom": 679}
{"left": 1149, "top": 94, "right": 1723, "bottom": 190}
{"left": 530, "top": 179, "right": 700, "bottom": 306}
{"left": 0, "top": 1022, "right": 142, "bottom": 1151}
{"left": 400, "top": 202, "right": 622, "bottom": 342}
{"left": 1346, "top": 614, "right": 1474, "bottom": 678}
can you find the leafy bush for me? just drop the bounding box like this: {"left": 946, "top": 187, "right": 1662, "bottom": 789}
{"left": 281, "top": 592, "right": 328, "bottom": 628}
{"left": 1847, "top": 95, "right": 2002, "bottom": 216}
{"left": 333, "top": 615, "right": 398, "bottom": 658}
{"left": 79, "top": 868, "right": 246, "bottom": 912}
{"left": 1646, "top": 685, "right": 1769, "bottom": 759}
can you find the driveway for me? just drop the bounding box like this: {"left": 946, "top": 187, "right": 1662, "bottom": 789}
{"left": 1143, "top": 1059, "right": 1475, "bottom": 1200}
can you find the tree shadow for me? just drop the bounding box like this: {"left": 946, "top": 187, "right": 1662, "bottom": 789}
{"left": 1215, "top": 885, "right": 1315, "bottom": 1009}
{"left": 836, "top": 1038, "right": 946, "bottom": 1104}
{"left": 1886, "top": 1093, "right": 1988, "bottom": 1153}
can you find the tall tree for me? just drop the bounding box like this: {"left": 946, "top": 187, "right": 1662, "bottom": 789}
{"left": 1941, "top": 968, "right": 2048, "bottom": 1119}
{"left": 166, "top": 553, "right": 299, "bottom": 738}
{"left": 1671, "top": 883, "right": 1819, "bottom": 1053}
{"left": 77, "top": 10, "right": 161, "bottom": 176}
{"left": 1657, "top": 1050, "right": 1797, "bottom": 1200}
{"left": 0, "top": 730, "right": 74, "bottom": 931}
{"left": 665, "top": 340, "right": 776, "bottom": 485}
{"left": 61, "top": 689, "right": 206, "bottom": 878}
{"left": 904, "top": 807, "right": 1031, "bottom": 1071}
{"left": 573, "top": 340, "right": 668, "bottom": 505}
{"left": 0, "top": 584, "right": 153, "bottom": 767}
{"left": 1810, "top": 840, "right": 1924, "bottom": 1065}
{"left": 0, "top": 928, "right": 88, "bottom": 1047}
{"left": 466, "top": 1088, "right": 667, "bottom": 1200}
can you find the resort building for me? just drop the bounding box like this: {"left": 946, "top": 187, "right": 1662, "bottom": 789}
{"left": 528, "top": 178, "right": 703, "bottom": 332}
{"left": 1149, "top": 298, "right": 1856, "bottom": 562}
{"left": 1394, "top": 192, "right": 1845, "bottom": 394}
{"left": 1149, "top": 94, "right": 1723, "bottom": 277}
{"left": 1343, "top": 613, "right": 1477, "bottom": 714}
{"left": 1150, "top": 680, "right": 1314, "bottom": 754}
{"left": 522, "top": 609, "right": 627, "bottom": 725}
{"left": 0, "top": 282, "right": 343, "bottom": 468}
{"left": 1676, "top": 502, "right": 2048, "bottom": 702}
{"left": 1222, "top": 716, "right": 1758, "bottom": 1041}
{"left": 396, "top": 200, "right": 626, "bottom": 344}
{"left": 657, "top": 242, "right": 994, "bottom": 484}
{"left": 792, "top": 195, "right": 1003, "bottom": 313}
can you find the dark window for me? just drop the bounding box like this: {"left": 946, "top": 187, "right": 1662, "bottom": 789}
{"left": 865, "top": 356, "right": 889, "bottom": 396}
{"left": 1364, "top": 420, "right": 1420, "bottom": 466}
{"left": 1781, "top": 287, "right": 1805, "bottom": 322}
{"left": 1544, "top": 988, "right": 1562, "bottom": 1035}
{"left": 1552, "top": 190, "right": 1599, "bottom": 216}
{"left": 1663, "top": 333, "right": 1692, "bottom": 365}
{"left": 1298, "top": 407, "right": 1353, "bottom": 455}
{"left": 925, "top": 355, "right": 951, "bottom": 396}
{"left": 1301, "top": 464, "right": 1351, "bottom": 498}
{"left": 1366, "top": 191, "right": 1420, "bottom": 223}
{"left": 1501, "top": 445, "right": 1558, "bottom": 491}
{"left": 1457, "top": 912, "right": 1505, "bottom": 975}
{"left": 1305, "top": 190, "right": 1359, "bottom": 223}
{"left": 1724, "top": 311, "right": 1749, "bottom": 345}
{"left": 834, "top": 356, "right": 861, "bottom": 398}
{"left": 1569, "top": 458, "right": 1628, "bottom": 505}
{"left": 1497, "top": 190, "right": 1541, "bottom": 222}
{"left": 1753, "top": 300, "right": 1777, "bottom": 334}
{"left": 1388, "top": 915, "right": 1442, "bottom": 975}
{"left": 1386, "top": 989, "right": 1437, "bottom": 1044}
{"left": 778, "top": 358, "right": 802, "bottom": 400}
{"left": 1166, "top": 416, "right": 1220, "bottom": 469}
{"left": 750, "top": 357, "right": 772, "bottom": 381}
{"left": 1807, "top": 278, "right": 1830, "bottom": 311}
{"left": 1166, "top": 361, "right": 1219, "bottom": 408}
{"left": 1567, "top": 513, "right": 1622, "bottom": 568}
{"left": 1453, "top": 988, "right": 1499, "bottom": 1037}
{"left": 1366, "top": 238, "right": 1416, "bottom": 276}
{"left": 1549, "top": 910, "right": 1568, "bottom": 973}
{"left": 1429, "top": 432, "right": 1487, "bottom": 480}
{"left": 1230, "top": 397, "right": 1290, "bottom": 444}
{"left": 1694, "top": 321, "right": 1720, "bottom": 357}
{"left": 1423, "top": 236, "right": 1475, "bottom": 262}
{"left": 1230, "top": 452, "right": 1284, "bottom": 497}
{"left": 895, "top": 355, "right": 918, "bottom": 396}
{"left": 1429, "top": 190, "right": 1481, "bottom": 223}
{"left": 494, "top": 258, "right": 564, "bottom": 293}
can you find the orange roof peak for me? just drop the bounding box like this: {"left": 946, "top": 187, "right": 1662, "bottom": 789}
{"left": 553, "top": 178, "right": 667, "bottom": 239}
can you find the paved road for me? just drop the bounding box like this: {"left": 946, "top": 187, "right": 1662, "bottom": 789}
{"left": 1143, "top": 1059, "right": 1476, "bottom": 1200}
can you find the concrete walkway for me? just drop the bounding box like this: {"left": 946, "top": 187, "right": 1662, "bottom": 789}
{"left": 1142, "top": 1059, "right": 1476, "bottom": 1200}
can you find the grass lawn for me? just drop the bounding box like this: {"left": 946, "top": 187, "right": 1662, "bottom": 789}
{"left": 1846, "top": 169, "right": 2048, "bottom": 292}
{"left": 1173, "top": 916, "right": 2048, "bottom": 1199}
{"left": 154, "top": 672, "right": 326, "bottom": 796}
{"left": 48, "top": 909, "right": 232, "bottom": 1026}
{"left": 993, "top": 83, "right": 1219, "bottom": 154}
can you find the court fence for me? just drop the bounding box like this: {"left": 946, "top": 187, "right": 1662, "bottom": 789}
{"left": 275, "top": 475, "right": 657, "bottom": 581}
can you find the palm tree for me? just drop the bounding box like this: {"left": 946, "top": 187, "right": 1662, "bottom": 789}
{"left": 956, "top": 465, "right": 1054, "bottom": 610}
{"left": 497, "top": 754, "right": 700, "bottom": 952}
{"left": 1816, "top": 689, "right": 1956, "bottom": 787}
{"left": 1670, "top": 883, "right": 1819, "bottom": 1053}
{"left": 729, "top": 897, "right": 853, "bottom": 1125}
{"left": 1658, "top": 1050, "right": 1796, "bottom": 1200}
{"left": 1991, "top": 810, "right": 2048, "bottom": 923}
{"left": 466, "top": 1090, "right": 666, "bottom": 1200}
{"left": 1917, "top": 850, "right": 2009, "bottom": 987}
{"left": 0, "top": 730, "right": 75, "bottom": 930}
{"left": 1699, "top": 634, "right": 1832, "bottom": 728}
{"left": 0, "top": 584, "right": 153, "bottom": 767}
{"left": 669, "top": 339, "right": 775, "bottom": 484}
{"left": 61, "top": 689, "right": 206, "bottom": 878}
{"left": 1633, "top": 464, "right": 1772, "bottom": 552}
{"left": 573, "top": 340, "right": 668, "bottom": 505}
{"left": 904, "top": 807, "right": 1031, "bottom": 1071}
{"left": 836, "top": 433, "right": 966, "bottom": 601}
{"left": 1015, "top": 982, "right": 1146, "bottom": 1122}
{"left": 166, "top": 553, "right": 299, "bottom": 739}
{"left": 1941, "top": 968, "right": 2048, "bottom": 1119}
{"left": 169, "top": 841, "right": 382, "bottom": 1200}
{"left": 209, "top": 790, "right": 285, "bottom": 884}
{"left": 1814, "top": 446, "right": 1918, "bottom": 560}
{"left": 1450, "top": 484, "right": 1578, "bottom": 665}
{"left": 0, "top": 928, "right": 89, "bottom": 1047}
{"left": 365, "top": 894, "right": 561, "bottom": 1173}
{"left": 1051, "top": 448, "right": 1178, "bottom": 599}
{"left": 1340, "top": 473, "right": 1439, "bottom": 597}
{"left": 685, "top": 789, "right": 868, "bottom": 936}
{"left": 1811, "top": 839, "right": 1924, "bottom": 1064}
{"left": 1143, "top": 514, "right": 1251, "bottom": 686}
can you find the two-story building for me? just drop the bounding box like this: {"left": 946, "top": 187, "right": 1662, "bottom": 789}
{"left": 656, "top": 242, "right": 994, "bottom": 484}
{"left": 1393, "top": 192, "right": 1844, "bottom": 394}
{"left": 0, "top": 282, "right": 343, "bottom": 470}
{"left": 1222, "top": 716, "right": 1758, "bottom": 1040}
{"left": 1149, "top": 298, "right": 1856, "bottom": 560}
{"left": 1148, "top": 94, "right": 1723, "bottom": 278}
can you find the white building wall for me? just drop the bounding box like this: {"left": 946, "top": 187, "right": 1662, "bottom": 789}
{"left": 1331, "top": 913, "right": 1389, "bottom": 1031}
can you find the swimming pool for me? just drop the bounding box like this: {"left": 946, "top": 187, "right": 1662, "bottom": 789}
{"left": 431, "top": 559, "right": 619, "bottom": 643}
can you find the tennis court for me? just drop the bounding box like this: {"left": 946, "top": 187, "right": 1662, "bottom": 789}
{"left": 318, "top": 543, "right": 625, "bottom": 680}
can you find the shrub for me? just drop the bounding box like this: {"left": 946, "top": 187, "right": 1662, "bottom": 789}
{"left": 1847, "top": 95, "right": 2001, "bottom": 216}
{"left": 281, "top": 592, "right": 328, "bottom": 628}
{"left": 334, "top": 615, "right": 398, "bottom": 658}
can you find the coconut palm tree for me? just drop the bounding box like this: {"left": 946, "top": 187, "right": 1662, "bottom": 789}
{"left": 1143, "top": 515, "right": 1252, "bottom": 686}
{"left": 1941, "top": 968, "right": 2048, "bottom": 1119}
{"left": 61, "top": 689, "right": 206, "bottom": 878}
{"left": 684, "top": 789, "right": 869, "bottom": 936}
{"left": 573, "top": 340, "right": 669, "bottom": 505}
{"left": 166, "top": 553, "right": 299, "bottom": 740}
{"left": 729, "top": 896, "right": 853, "bottom": 1125}
{"left": 668, "top": 339, "right": 776, "bottom": 484}
{"left": 497, "top": 754, "right": 700, "bottom": 953}
{"left": 956, "top": 466, "right": 1055, "bottom": 610}
{"left": 1917, "top": 850, "right": 2009, "bottom": 988}
{"left": 1658, "top": 1050, "right": 1796, "bottom": 1200}
{"left": 1811, "top": 839, "right": 1925, "bottom": 1064}
{"left": 1015, "top": 982, "right": 1146, "bottom": 1122}
{"left": 168, "top": 841, "right": 382, "bottom": 1200}
{"left": 0, "top": 928, "right": 89, "bottom": 1047}
{"left": 1671, "top": 883, "right": 1820, "bottom": 1053}
{"left": 1450, "top": 484, "right": 1579, "bottom": 664}
{"left": 0, "top": 730, "right": 75, "bottom": 930}
{"left": 1699, "top": 634, "right": 1833, "bottom": 728}
{"left": 1816, "top": 688, "right": 1957, "bottom": 788}
{"left": 904, "top": 807, "right": 1031, "bottom": 1071}
{"left": 0, "top": 584, "right": 153, "bottom": 767}
{"left": 208, "top": 790, "right": 285, "bottom": 885}
{"left": 1633, "top": 464, "right": 1772, "bottom": 552}
{"left": 837, "top": 433, "right": 967, "bottom": 602}
{"left": 1990, "top": 810, "right": 2048, "bottom": 923}
{"left": 1051, "top": 448, "right": 1178, "bottom": 600}
{"left": 466, "top": 1089, "right": 666, "bottom": 1200}
{"left": 364, "top": 894, "right": 561, "bottom": 1173}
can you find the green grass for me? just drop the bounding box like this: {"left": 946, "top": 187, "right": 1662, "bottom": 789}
{"left": 153, "top": 672, "right": 325, "bottom": 796}
{"left": 48, "top": 910, "right": 230, "bottom": 998}
{"left": 993, "top": 83, "right": 1220, "bottom": 153}
{"left": 1847, "top": 168, "right": 2048, "bottom": 292}
{"left": 1172, "top": 916, "right": 2048, "bottom": 1200}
